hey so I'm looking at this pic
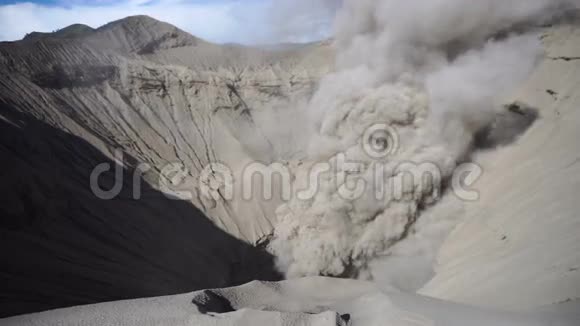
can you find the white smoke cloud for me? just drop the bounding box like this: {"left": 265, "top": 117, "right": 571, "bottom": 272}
{"left": 258, "top": 0, "right": 342, "bottom": 44}
{"left": 268, "top": 0, "right": 576, "bottom": 281}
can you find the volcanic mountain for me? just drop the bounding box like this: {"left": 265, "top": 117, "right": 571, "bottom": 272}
{"left": 1, "top": 10, "right": 580, "bottom": 326}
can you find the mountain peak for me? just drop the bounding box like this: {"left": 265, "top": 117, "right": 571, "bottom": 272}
{"left": 97, "top": 15, "right": 164, "bottom": 30}
{"left": 88, "top": 15, "right": 205, "bottom": 54}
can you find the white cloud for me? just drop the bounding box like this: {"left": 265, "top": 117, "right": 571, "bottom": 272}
{"left": 0, "top": 0, "right": 339, "bottom": 44}
{"left": 232, "top": 0, "right": 341, "bottom": 44}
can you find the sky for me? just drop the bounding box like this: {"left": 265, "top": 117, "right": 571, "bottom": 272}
{"left": 0, "top": 0, "right": 340, "bottom": 44}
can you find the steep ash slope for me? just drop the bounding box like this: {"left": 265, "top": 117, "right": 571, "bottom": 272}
{"left": 421, "top": 20, "right": 580, "bottom": 310}
{"left": 0, "top": 105, "right": 280, "bottom": 318}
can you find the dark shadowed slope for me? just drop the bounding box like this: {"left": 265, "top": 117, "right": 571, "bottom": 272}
{"left": 0, "top": 106, "right": 280, "bottom": 318}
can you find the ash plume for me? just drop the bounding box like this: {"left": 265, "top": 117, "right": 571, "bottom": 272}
{"left": 268, "top": 0, "right": 576, "bottom": 281}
